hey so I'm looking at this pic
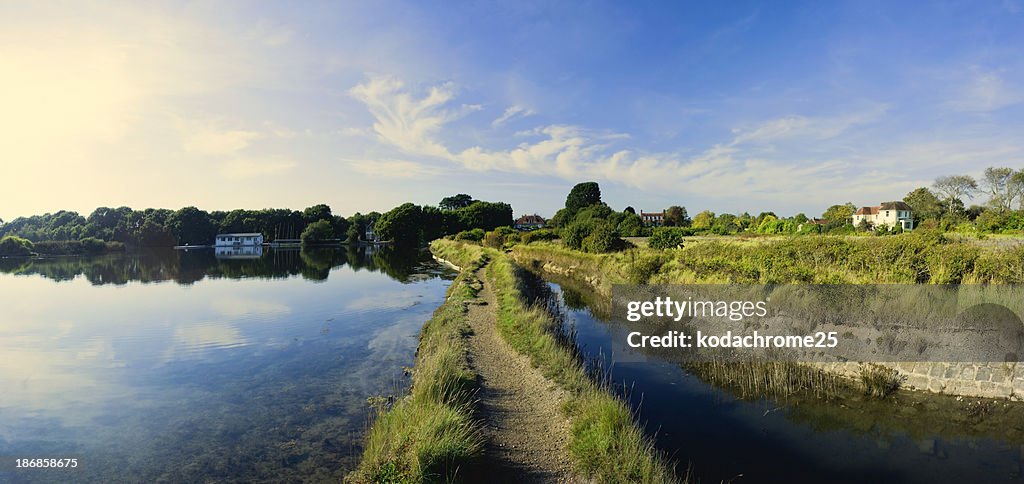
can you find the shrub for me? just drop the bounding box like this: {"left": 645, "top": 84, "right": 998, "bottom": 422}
{"left": 0, "top": 236, "right": 35, "bottom": 256}
{"left": 561, "top": 221, "right": 591, "bottom": 250}
{"left": 521, "top": 228, "right": 557, "bottom": 244}
{"left": 860, "top": 364, "right": 905, "bottom": 399}
{"left": 454, "top": 228, "right": 485, "bottom": 242}
{"left": 581, "top": 222, "right": 619, "bottom": 253}
{"left": 483, "top": 229, "right": 504, "bottom": 249}
{"left": 647, "top": 227, "right": 691, "bottom": 249}
{"left": 628, "top": 254, "right": 668, "bottom": 284}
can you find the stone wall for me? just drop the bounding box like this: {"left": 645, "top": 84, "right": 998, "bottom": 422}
{"left": 820, "top": 361, "right": 1024, "bottom": 400}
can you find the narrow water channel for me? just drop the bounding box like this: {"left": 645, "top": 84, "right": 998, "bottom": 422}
{"left": 527, "top": 271, "right": 1024, "bottom": 483}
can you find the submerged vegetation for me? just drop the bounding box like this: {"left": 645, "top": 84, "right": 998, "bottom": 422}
{"left": 347, "top": 256, "right": 486, "bottom": 483}
{"left": 431, "top": 240, "right": 678, "bottom": 483}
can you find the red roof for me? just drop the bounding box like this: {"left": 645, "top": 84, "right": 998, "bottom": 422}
{"left": 515, "top": 214, "right": 545, "bottom": 225}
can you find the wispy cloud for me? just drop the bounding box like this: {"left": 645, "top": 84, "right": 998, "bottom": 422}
{"left": 348, "top": 76, "right": 477, "bottom": 159}
{"left": 730, "top": 106, "right": 887, "bottom": 145}
{"left": 947, "top": 69, "right": 1023, "bottom": 112}
{"left": 491, "top": 104, "right": 535, "bottom": 127}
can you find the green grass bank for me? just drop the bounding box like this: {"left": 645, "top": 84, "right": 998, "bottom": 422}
{"left": 346, "top": 255, "right": 486, "bottom": 483}
{"left": 431, "top": 240, "right": 679, "bottom": 483}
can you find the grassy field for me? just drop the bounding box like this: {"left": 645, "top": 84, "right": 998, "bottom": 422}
{"left": 346, "top": 254, "right": 486, "bottom": 483}
{"left": 432, "top": 240, "right": 680, "bottom": 483}
{"left": 515, "top": 231, "right": 1024, "bottom": 295}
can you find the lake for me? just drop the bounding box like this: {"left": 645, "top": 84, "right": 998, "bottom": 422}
{"left": 0, "top": 246, "right": 455, "bottom": 483}
{"left": 528, "top": 272, "right": 1024, "bottom": 484}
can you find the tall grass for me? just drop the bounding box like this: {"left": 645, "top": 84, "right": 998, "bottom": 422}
{"left": 347, "top": 257, "right": 486, "bottom": 483}
{"left": 433, "top": 240, "right": 679, "bottom": 483}
{"left": 686, "top": 360, "right": 852, "bottom": 401}
{"left": 513, "top": 232, "right": 1024, "bottom": 287}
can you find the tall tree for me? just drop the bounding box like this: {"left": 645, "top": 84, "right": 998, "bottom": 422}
{"left": 375, "top": 203, "right": 424, "bottom": 246}
{"left": 981, "top": 167, "right": 1024, "bottom": 212}
{"left": 821, "top": 204, "right": 855, "bottom": 224}
{"left": 565, "top": 182, "right": 602, "bottom": 212}
{"left": 664, "top": 205, "right": 690, "bottom": 227}
{"left": 692, "top": 210, "right": 715, "bottom": 229}
{"left": 933, "top": 175, "right": 978, "bottom": 214}
{"left": 904, "top": 187, "right": 943, "bottom": 223}
{"left": 439, "top": 194, "right": 475, "bottom": 211}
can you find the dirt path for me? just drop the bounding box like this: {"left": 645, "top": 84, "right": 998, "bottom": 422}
{"left": 464, "top": 266, "right": 579, "bottom": 483}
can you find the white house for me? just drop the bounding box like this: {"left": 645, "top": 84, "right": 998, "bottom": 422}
{"left": 214, "top": 233, "right": 264, "bottom": 247}
{"left": 852, "top": 202, "right": 914, "bottom": 230}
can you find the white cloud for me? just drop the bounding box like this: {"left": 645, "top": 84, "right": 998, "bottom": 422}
{"left": 948, "top": 70, "right": 1023, "bottom": 112}
{"left": 348, "top": 76, "right": 463, "bottom": 159}
{"left": 492, "top": 104, "right": 536, "bottom": 127}
{"left": 730, "top": 106, "right": 887, "bottom": 145}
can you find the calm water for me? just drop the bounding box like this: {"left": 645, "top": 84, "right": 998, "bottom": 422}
{"left": 0, "top": 246, "right": 455, "bottom": 483}
{"left": 531, "top": 274, "right": 1024, "bottom": 484}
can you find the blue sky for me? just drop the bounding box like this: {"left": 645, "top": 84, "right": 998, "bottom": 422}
{"left": 2, "top": 0, "right": 1023, "bottom": 221}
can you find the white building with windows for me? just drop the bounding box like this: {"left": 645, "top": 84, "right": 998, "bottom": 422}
{"left": 852, "top": 201, "right": 914, "bottom": 230}
{"left": 214, "top": 233, "right": 264, "bottom": 247}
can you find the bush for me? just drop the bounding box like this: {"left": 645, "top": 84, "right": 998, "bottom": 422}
{"left": 581, "top": 222, "right": 619, "bottom": 253}
{"left": 561, "top": 221, "right": 591, "bottom": 250}
{"left": 521, "top": 228, "right": 557, "bottom": 244}
{"left": 628, "top": 254, "right": 668, "bottom": 284}
{"left": 454, "top": 228, "right": 485, "bottom": 242}
{"left": 0, "top": 236, "right": 35, "bottom": 256}
{"left": 647, "top": 227, "right": 691, "bottom": 249}
{"left": 483, "top": 229, "right": 505, "bottom": 249}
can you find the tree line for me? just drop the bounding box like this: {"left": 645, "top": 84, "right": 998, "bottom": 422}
{"left": 0, "top": 196, "right": 514, "bottom": 254}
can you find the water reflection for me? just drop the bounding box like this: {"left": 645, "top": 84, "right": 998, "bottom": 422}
{"left": 0, "top": 245, "right": 440, "bottom": 285}
{"left": 0, "top": 247, "right": 454, "bottom": 482}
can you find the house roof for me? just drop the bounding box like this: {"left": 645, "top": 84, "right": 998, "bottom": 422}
{"left": 640, "top": 212, "right": 664, "bottom": 217}
{"left": 855, "top": 201, "right": 912, "bottom": 215}
{"left": 515, "top": 214, "right": 545, "bottom": 224}
{"left": 217, "top": 233, "right": 263, "bottom": 237}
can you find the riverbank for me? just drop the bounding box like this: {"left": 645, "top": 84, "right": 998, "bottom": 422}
{"left": 431, "top": 241, "right": 678, "bottom": 483}
{"left": 347, "top": 256, "right": 485, "bottom": 482}
{"left": 509, "top": 240, "right": 1024, "bottom": 400}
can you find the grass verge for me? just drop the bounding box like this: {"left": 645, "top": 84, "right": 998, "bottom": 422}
{"left": 346, "top": 254, "right": 488, "bottom": 483}
{"left": 432, "top": 240, "right": 679, "bottom": 483}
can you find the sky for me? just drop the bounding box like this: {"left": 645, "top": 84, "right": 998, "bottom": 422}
{"left": 2, "top": 0, "right": 1023, "bottom": 222}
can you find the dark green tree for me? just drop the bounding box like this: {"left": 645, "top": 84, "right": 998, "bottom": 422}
{"left": 301, "top": 219, "right": 336, "bottom": 245}
{"left": 904, "top": 187, "right": 943, "bottom": 225}
{"left": 565, "top": 182, "right": 602, "bottom": 213}
{"left": 375, "top": 203, "right": 424, "bottom": 246}
{"left": 167, "top": 207, "right": 217, "bottom": 246}
{"left": 664, "top": 205, "right": 690, "bottom": 227}
{"left": 439, "top": 194, "right": 475, "bottom": 211}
